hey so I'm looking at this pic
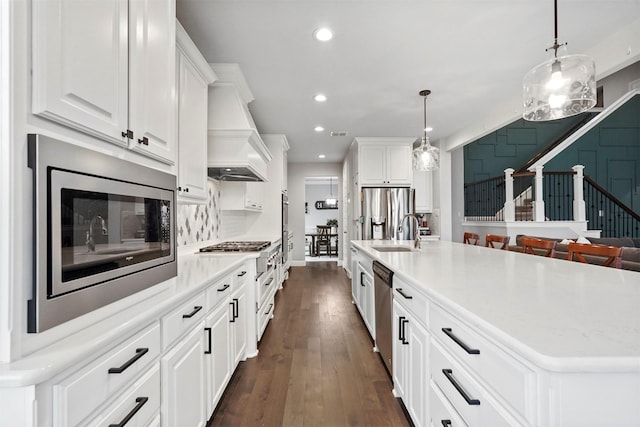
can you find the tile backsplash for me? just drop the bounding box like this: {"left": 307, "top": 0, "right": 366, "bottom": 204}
{"left": 176, "top": 180, "right": 220, "bottom": 246}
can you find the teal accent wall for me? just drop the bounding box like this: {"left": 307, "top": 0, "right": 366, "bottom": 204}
{"left": 463, "top": 115, "right": 586, "bottom": 183}
{"left": 464, "top": 95, "right": 640, "bottom": 214}
{"left": 546, "top": 95, "right": 640, "bottom": 213}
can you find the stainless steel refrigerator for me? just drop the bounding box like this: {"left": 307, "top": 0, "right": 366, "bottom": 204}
{"left": 361, "top": 187, "right": 415, "bottom": 240}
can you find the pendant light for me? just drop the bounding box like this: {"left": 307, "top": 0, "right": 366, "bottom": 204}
{"left": 413, "top": 90, "right": 439, "bottom": 171}
{"left": 325, "top": 177, "right": 337, "bottom": 206}
{"left": 522, "top": 0, "right": 596, "bottom": 121}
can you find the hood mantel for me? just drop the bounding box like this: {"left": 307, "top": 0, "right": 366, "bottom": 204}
{"left": 207, "top": 64, "right": 272, "bottom": 182}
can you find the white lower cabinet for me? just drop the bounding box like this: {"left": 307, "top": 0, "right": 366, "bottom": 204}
{"left": 231, "top": 285, "right": 247, "bottom": 367}
{"left": 52, "top": 323, "right": 161, "bottom": 426}
{"left": 161, "top": 321, "right": 207, "bottom": 427}
{"left": 393, "top": 299, "right": 429, "bottom": 427}
{"left": 205, "top": 301, "right": 231, "bottom": 417}
{"left": 86, "top": 363, "right": 160, "bottom": 427}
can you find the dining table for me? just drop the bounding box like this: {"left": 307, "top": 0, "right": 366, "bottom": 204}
{"left": 305, "top": 232, "right": 338, "bottom": 256}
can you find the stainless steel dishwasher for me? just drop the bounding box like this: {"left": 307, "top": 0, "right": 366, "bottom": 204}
{"left": 373, "top": 260, "right": 394, "bottom": 376}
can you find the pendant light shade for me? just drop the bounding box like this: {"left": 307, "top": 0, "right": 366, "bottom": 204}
{"left": 413, "top": 90, "right": 439, "bottom": 171}
{"left": 325, "top": 177, "right": 337, "bottom": 206}
{"left": 523, "top": 0, "right": 596, "bottom": 121}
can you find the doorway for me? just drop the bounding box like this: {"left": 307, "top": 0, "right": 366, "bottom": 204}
{"left": 305, "top": 176, "right": 339, "bottom": 262}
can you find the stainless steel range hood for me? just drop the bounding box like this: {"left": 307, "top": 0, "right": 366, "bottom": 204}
{"left": 207, "top": 64, "right": 272, "bottom": 182}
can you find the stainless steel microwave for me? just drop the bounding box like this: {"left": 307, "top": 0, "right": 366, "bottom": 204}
{"left": 28, "top": 134, "right": 177, "bottom": 332}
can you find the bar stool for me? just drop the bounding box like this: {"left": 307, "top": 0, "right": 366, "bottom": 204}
{"left": 567, "top": 242, "right": 623, "bottom": 268}
{"left": 485, "top": 234, "right": 510, "bottom": 250}
{"left": 521, "top": 237, "right": 557, "bottom": 258}
{"left": 463, "top": 232, "right": 480, "bottom": 246}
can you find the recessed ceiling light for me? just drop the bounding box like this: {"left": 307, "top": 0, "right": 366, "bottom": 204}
{"left": 314, "top": 94, "right": 327, "bottom": 102}
{"left": 425, "top": 126, "right": 433, "bottom": 132}
{"left": 313, "top": 28, "right": 333, "bottom": 42}
{"left": 314, "top": 126, "right": 325, "bottom": 132}
{"left": 318, "top": 154, "right": 326, "bottom": 159}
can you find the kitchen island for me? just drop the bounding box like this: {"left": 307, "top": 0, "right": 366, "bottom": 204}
{"left": 351, "top": 239, "right": 640, "bottom": 427}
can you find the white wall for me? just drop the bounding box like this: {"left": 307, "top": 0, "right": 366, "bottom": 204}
{"left": 305, "top": 180, "right": 338, "bottom": 232}
{"left": 288, "top": 162, "right": 342, "bottom": 265}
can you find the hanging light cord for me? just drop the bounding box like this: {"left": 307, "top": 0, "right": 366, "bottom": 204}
{"left": 545, "top": 0, "right": 566, "bottom": 58}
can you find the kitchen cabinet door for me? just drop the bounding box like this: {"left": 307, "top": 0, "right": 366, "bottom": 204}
{"left": 414, "top": 170, "right": 433, "bottom": 213}
{"left": 32, "top": 0, "right": 128, "bottom": 145}
{"left": 205, "top": 302, "right": 231, "bottom": 417}
{"left": 176, "top": 44, "right": 209, "bottom": 203}
{"left": 393, "top": 300, "right": 410, "bottom": 401}
{"left": 361, "top": 267, "right": 375, "bottom": 339}
{"left": 127, "top": 0, "right": 176, "bottom": 164}
{"left": 359, "top": 145, "right": 387, "bottom": 184}
{"left": 406, "top": 318, "right": 429, "bottom": 427}
{"left": 231, "top": 284, "right": 247, "bottom": 369}
{"left": 161, "top": 321, "right": 206, "bottom": 427}
{"left": 32, "top": 0, "right": 176, "bottom": 165}
{"left": 386, "top": 145, "right": 412, "bottom": 185}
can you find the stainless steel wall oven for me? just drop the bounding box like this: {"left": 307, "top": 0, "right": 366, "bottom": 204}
{"left": 28, "top": 134, "right": 177, "bottom": 332}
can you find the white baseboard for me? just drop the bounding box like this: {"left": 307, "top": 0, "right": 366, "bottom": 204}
{"left": 291, "top": 260, "right": 306, "bottom": 267}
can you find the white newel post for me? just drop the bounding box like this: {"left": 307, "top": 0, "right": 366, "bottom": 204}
{"left": 503, "top": 168, "right": 515, "bottom": 221}
{"left": 533, "top": 165, "right": 545, "bottom": 222}
{"left": 572, "top": 165, "right": 586, "bottom": 221}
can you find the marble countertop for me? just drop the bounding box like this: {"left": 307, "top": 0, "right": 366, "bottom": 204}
{"left": 352, "top": 239, "right": 640, "bottom": 372}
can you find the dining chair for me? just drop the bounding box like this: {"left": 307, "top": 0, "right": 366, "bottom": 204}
{"left": 567, "top": 242, "right": 623, "bottom": 268}
{"left": 485, "top": 234, "right": 510, "bottom": 250}
{"left": 316, "top": 225, "right": 332, "bottom": 256}
{"left": 521, "top": 237, "right": 557, "bottom": 258}
{"left": 463, "top": 232, "right": 480, "bottom": 246}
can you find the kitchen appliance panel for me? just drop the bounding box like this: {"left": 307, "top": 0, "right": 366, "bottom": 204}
{"left": 373, "top": 260, "right": 394, "bottom": 376}
{"left": 361, "top": 187, "right": 414, "bottom": 240}
{"left": 28, "top": 134, "right": 177, "bottom": 333}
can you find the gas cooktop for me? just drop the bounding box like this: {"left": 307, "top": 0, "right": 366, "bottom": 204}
{"left": 199, "top": 241, "right": 271, "bottom": 252}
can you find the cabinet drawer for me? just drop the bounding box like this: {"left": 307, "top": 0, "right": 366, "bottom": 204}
{"left": 53, "top": 323, "right": 160, "bottom": 427}
{"left": 430, "top": 380, "right": 468, "bottom": 427}
{"left": 393, "top": 278, "right": 428, "bottom": 328}
{"left": 257, "top": 293, "right": 275, "bottom": 341}
{"left": 233, "top": 266, "right": 249, "bottom": 288}
{"left": 257, "top": 270, "right": 275, "bottom": 308}
{"left": 430, "top": 339, "right": 518, "bottom": 427}
{"left": 430, "top": 304, "right": 535, "bottom": 423}
{"left": 206, "top": 275, "right": 233, "bottom": 311}
{"left": 162, "top": 291, "right": 206, "bottom": 349}
{"left": 86, "top": 363, "right": 160, "bottom": 427}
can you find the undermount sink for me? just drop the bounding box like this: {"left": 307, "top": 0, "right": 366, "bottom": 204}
{"left": 373, "top": 246, "right": 414, "bottom": 252}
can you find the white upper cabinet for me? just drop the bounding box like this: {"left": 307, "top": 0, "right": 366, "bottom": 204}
{"left": 414, "top": 170, "right": 433, "bottom": 213}
{"left": 356, "top": 138, "right": 414, "bottom": 186}
{"left": 176, "top": 22, "right": 217, "bottom": 203}
{"left": 32, "top": 0, "right": 177, "bottom": 165}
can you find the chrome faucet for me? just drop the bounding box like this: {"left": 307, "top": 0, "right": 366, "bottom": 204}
{"left": 399, "top": 213, "right": 421, "bottom": 249}
{"left": 86, "top": 215, "right": 108, "bottom": 252}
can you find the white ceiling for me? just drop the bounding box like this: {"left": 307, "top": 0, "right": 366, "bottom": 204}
{"left": 176, "top": 0, "right": 640, "bottom": 163}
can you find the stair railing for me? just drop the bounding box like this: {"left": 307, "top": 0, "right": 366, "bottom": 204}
{"left": 583, "top": 175, "right": 640, "bottom": 237}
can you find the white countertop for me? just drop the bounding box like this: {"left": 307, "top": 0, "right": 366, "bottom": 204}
{"left": 352, "top": 239, "right": 640, "bottom": 372}
{"left": 0, "top": 244, "right": 253, "bottom": 387}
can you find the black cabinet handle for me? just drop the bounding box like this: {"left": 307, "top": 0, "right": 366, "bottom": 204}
{"left": 108, "top": 396, "right": 148, "bottom": 427}
{"left": 204, "top": 327, "right": 212, "bottom": 354}
{"left": 396, "top": 288, "right": 413, "bottom": 299}
{"left": 360, "top": 271, "right": 365, "bottom": 287}
{"left": 182, "top": 305, "right": 203, "bottom": 318}
{"left": 218, "top": 284, "right": 230, "bottom": 292}
{"left": 441, "top": 421, "right": 452, "bottom": 427}
{"left": 229, "top": 301, "right": 236, "bottom": 323}
{"left": 138, "top": 136, "right": 149, "bottom": 145}
{"left": 121, "top": 129, "right": 133, "bottom": 139}
{"left": 237, "top": 271, "right": 247, "bottom": 277}
{"left": 442, "top": 328, "right": 480, "bottom": 355}
{"left": 184, "top": 187, "right": 189, "bottom": 193}
{"left": 442, "top": 369, "right": 480, "bottom": 405}
{"left": 398, "top": 316, "right": 409, "bottom": 344}
{"left": 265, "top": 278, "right": 273, "bottom": 287}
{"left": 401, "top": 318, "right": 409, "bottom": 344}
{"left": 233, "top": 298, "right": 239, "bottom": 319}
{"left": 108, "top": 348, "right": 148, "bottom": 374}
{"left": 177, "top": 186, "right": 182, "bottom": 192}
{"left": 265, "top": 303, "right": 273, "bottom": 315}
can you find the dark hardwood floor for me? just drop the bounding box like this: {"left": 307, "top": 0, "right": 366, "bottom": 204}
{"left": 208, "top": 262, "right": 411, "bottom": 426}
